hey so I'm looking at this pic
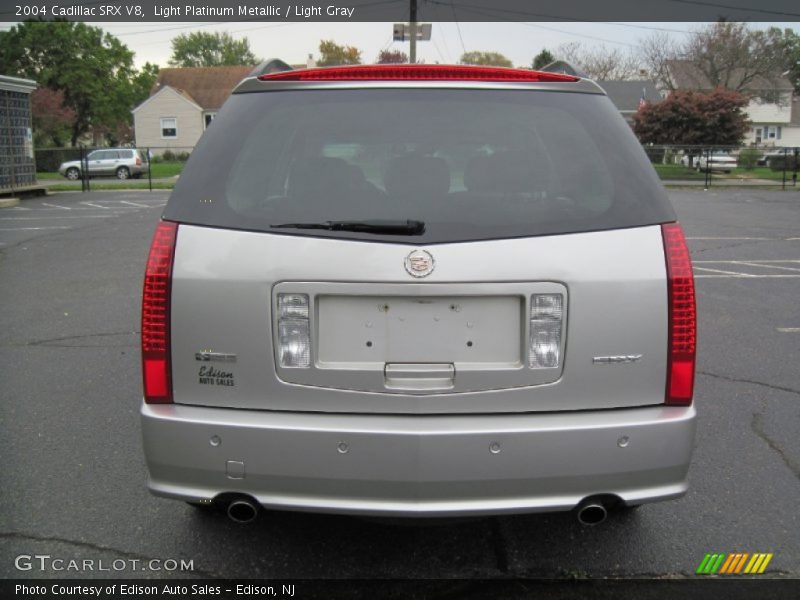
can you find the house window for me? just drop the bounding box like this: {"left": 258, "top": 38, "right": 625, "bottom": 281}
{"left": 204, "top": 113, "right": 216, "bottom": 129}
{"left": 160, "top": 117, "right": 177, "bottom": 138}
{"left": 765, "top": 126, "right": 782, "bottom": 140}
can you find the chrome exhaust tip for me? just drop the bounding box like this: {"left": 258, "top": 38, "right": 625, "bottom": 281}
{"left": 226, "top": 498, "right": 259, "bottom": 524}
{"left": 576, "top": 502, "right": 608, "bottom": 526}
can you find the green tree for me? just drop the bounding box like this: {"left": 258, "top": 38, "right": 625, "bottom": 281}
{"left": 376, "top": 49, "right": 408, "bottom": 64}
{"left": 532, "top": 49, "right": 555, "bottom": 70}
{"left": 317, "top": 40, "right": 362, "bottom": 66}
{"left": 633, "top": 88, "right": 750, "bottom": 147}
{"left": 30, "top": 88, "right": 75, "bottom": 147}
{"left": 459, "top": 51, "right": 513, "bottom": 68}
{"left": 0, "top": 20, "right": 154, "bottom": 146}
{"left": 169, "top": 31, "right": 258, "bottom": 67}
{"left": 642, "top": 23, "right": 799, "bottom": 96}
{"left": 766, "top": 27, "right": 800, "bottom": 93}
{"left": 130, "top": 62, "right": 160, "bottom": 102}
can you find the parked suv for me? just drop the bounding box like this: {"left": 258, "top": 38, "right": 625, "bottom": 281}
{"left": 696, "top": 151, "right": 737, "bottom": 173}
{"left": 140, "top": 65, "right": 697, "bottom": 525}
{"left": 59, "top": 148, "right": 148, "bottom": 180}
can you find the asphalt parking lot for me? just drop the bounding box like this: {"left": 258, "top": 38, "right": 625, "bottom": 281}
{"left": 0, "top": 190, "right": 798, "bottom": 583}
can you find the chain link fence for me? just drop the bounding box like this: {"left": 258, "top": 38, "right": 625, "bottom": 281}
{"left": 30, "top": 143, "right": 800, "bottom": 193}
{"left": 641, "top": 145, "right": 800, "bottom": 190}
{"left": 34, "top": 145, "right": 195, "bottom": 192}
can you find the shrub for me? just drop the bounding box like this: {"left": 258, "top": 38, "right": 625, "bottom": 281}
{"left": 643, "top": 146, "right": 666, "bottom": 164}
{"left": 738, "top": 148, "right": 760, "bottom": 171}
{"left": 162, "top": 149, "right": 176, "bottom": 161}
{"left": 175, "top": 151, "right": 191, "bottom": 162}
{"left": 768, "top": 153, "right": 800, "bottom": 172}
{"left": 34, "top": 147, "right": 84, "bottom": 172}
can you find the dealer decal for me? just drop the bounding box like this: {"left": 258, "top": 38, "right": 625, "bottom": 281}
{"left": 198, "top": 366, "right": 235, "bottom": 387}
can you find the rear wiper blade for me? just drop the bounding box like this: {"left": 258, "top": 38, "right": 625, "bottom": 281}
{"left": 270, "top": 219, "right": 425, "bottom": 235}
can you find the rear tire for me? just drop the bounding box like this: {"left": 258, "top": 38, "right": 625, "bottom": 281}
{"left": 65, "top": 167, "right": 80, "bottom": 180}
{"left": 116, "top": 166, "right": 130, "bottom": 180}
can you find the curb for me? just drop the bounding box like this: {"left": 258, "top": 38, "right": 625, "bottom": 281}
{"left": 0, "top": 197, "right": 21, "bottom": 208}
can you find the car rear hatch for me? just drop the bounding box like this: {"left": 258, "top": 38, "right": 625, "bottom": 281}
{"left": 155, "top": 65, "right": 682, "bottom": 415}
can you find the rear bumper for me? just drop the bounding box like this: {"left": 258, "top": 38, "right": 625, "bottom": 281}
{"left": 141, "top": 403, "right": 695, "bottom": 517}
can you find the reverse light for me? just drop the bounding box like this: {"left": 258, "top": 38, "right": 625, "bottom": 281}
{"left": 141, "top": 221, "right": 178, "bottom": 403}
{"left": 278, "top": 293, "right": 311, "bottom": 368}
{"left": 529, "top": 294, "right": 563, "bottom": 369}
{"left": 662, "top": 223, "right": 697, "bottom": 405}
{"left": 258, "top": 64, "right": 580, "bottom": 83}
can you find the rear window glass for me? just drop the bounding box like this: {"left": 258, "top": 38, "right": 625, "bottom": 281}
{"left": 164, "top": 89, "right": 674, "bottom": 243}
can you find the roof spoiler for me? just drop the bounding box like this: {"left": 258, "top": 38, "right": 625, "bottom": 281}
{"left": 248, "top": 59, "right": 293, "bottom": 78}
{"left": 539, "top": 60, "right": 589, "bottom": 80}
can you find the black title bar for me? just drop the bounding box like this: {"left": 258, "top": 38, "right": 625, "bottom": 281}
{"left": 1, "top": 0, "right": 800, "bottom": 22}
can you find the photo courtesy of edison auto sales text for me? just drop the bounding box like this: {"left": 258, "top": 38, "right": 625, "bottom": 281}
{"left": 14, "top": 584, "right": 296, "bottom": 596}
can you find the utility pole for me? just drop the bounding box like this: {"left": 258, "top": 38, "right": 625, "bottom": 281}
{"left": 409, "top": 0, "right": 417, "bottom": 64}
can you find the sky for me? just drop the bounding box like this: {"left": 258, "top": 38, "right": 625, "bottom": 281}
{"left": 8, "top": 21, "right": 790, "bottom": 69}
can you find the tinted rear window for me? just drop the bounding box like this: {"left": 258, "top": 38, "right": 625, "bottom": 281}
{"left": 163, "top": 89, "right": 674, "bottom": 244}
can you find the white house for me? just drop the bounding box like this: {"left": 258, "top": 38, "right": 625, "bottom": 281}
{"left": 666, "top": 60, "right": 799, "bottom": 147}
{"left": 540, "top": 61, "right": 662, "bottom": 125}
{"left": 132, "top": 65, "right": 254, "bottom": 153}
{"left": 596, "top": 80, "right": 661, "bottom": 126}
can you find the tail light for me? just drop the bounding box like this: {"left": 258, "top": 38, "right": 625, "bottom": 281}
{"left": 277, "top": 293, "right": 311, "bottom": 368}
{"left": 141, "top": 221, "right": 178, "bottom": 403}
{"left": 136, "top": 157, "right": 142, "bottom": 166}
{"left": 662, "top": 223, "right": 696, "bottom": 405}
{"left": 258, "top": 64, "right": 580, "bottom": 83}
{"left": 529, "top": 294, "right": 563, "bottom": 369}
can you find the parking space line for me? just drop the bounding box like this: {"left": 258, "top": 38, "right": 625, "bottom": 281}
{"left": 119, "top": 200, "right": 149, "bottom": 208}
{"left": 0, "top": 226, "right": 71, "bottom": 231}
{"left": 42, "top": 203, "right": 71, "bottom": 210}
{"left": 0, "top": 215, "right": 127, "bottom": 220}
{"left": 694, "top": 260, "right": 800, "bottom": 263}
{"left": 694, "top": 267, "right": 758, "bottom": 277}
{"left": 776, "top": 328, "right": 800, "bottom": 333}
{"left": 35, "top": 206, "right": 140, "bottom": 211}
{"left": 686, "top": 237, "right": 774, "bottom": 240}
{"left": 80, "top": 202, "right": 110, "bottom": 209}
{"left": 696, "top": 274, "right": 800, "bottom": 278}
{"left": 728, "top": 261, "right": 800, "bottom": 273}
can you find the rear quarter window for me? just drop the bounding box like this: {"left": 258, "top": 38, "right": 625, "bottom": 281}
{"left": 163, "top": 88, "right": 674, "bottom": 244}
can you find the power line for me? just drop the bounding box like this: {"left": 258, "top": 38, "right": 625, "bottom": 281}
{"left": 667, "top": 0, "right": 800, "bottom": 18}
{"left": 601, "top": 22, "right": 693, "bottom": 34}
{"left": 431, "top": 36, "right": 447, "bottom": 64}
{"left": 513, "top": 21, "right": 639, "bottom": 48}
{"left": 449, "top": 1, "right": 467, "bottom": 56}
{"left": 434, "top": 1, "right": 639, "bottom": 49}
{"left": 127, "top": 23, "right": 301, "bottom": 48}
{"left": 435, "top": 23, "right": 454, "bottom": 63}
{"left": 427, "top": 0, "right": 800, "bottom": 20}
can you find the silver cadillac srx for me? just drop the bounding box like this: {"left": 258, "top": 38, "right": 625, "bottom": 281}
{"left": 140, "top": 64, "right": 697, "bottom": 525}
